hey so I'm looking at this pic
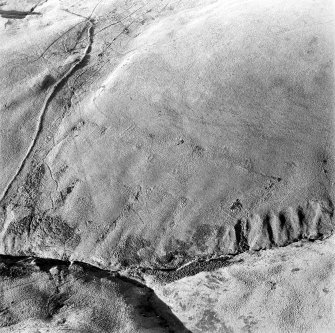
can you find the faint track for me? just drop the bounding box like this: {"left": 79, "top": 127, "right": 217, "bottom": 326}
{"left": 0, "top": 21, "right": 95, "bottom": 204}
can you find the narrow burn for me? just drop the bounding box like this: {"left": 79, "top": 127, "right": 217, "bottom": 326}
{"left": 264, "top": 213, "right": 275, "bottom": 245}
{"left": 234, "top": 219, "right": 249, "bottom": 252}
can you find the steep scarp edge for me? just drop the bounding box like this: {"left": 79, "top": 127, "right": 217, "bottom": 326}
{"left": 0, "top": 254, "right": 191, "bottom": 332}
{"left": 1, "top": 193, "right": 333, "bottom": 279}
{"left": 0, "top": 234, "right": 332, "bottom": 332}
{"left": 121, "top": 199, "right": 335, "bottom": 283}
{"left": 128, "top": 233, "right": 334, "bottom": 284}
{"left": 0, "top": 235, "right": 332, "bottom": 331}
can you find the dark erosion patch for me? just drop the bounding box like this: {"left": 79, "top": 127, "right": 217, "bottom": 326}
{"left": 38, "top": 215, "right": 81, "bottom": 248}
{"left": 196, "top": 309, "right": 221, "bottom": 332}
{"left": 117, "top": 235, "right": 152, "bottom": 267}
{"left": 160, "top": 238, "right": 192, "bottom": 268}
{"left": 192, "top": 224, "right": 213, "bottom": 252}
{"left": 19, "top": 163, "right": 46, "bottom": 209}
{"left": 0, "top": 260, "right": 35, "bottom": 279}
{"left": 24, "top": 163, "right": 45, "bottom": 198}
{"left": 39, "top": 74, "right": 56, "bottom": 90}
{"left": 6, "top": 215, "right": 33, "bottom": 237}
{"left": 0, "top": 10, "right": 40, "bottom": 19}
